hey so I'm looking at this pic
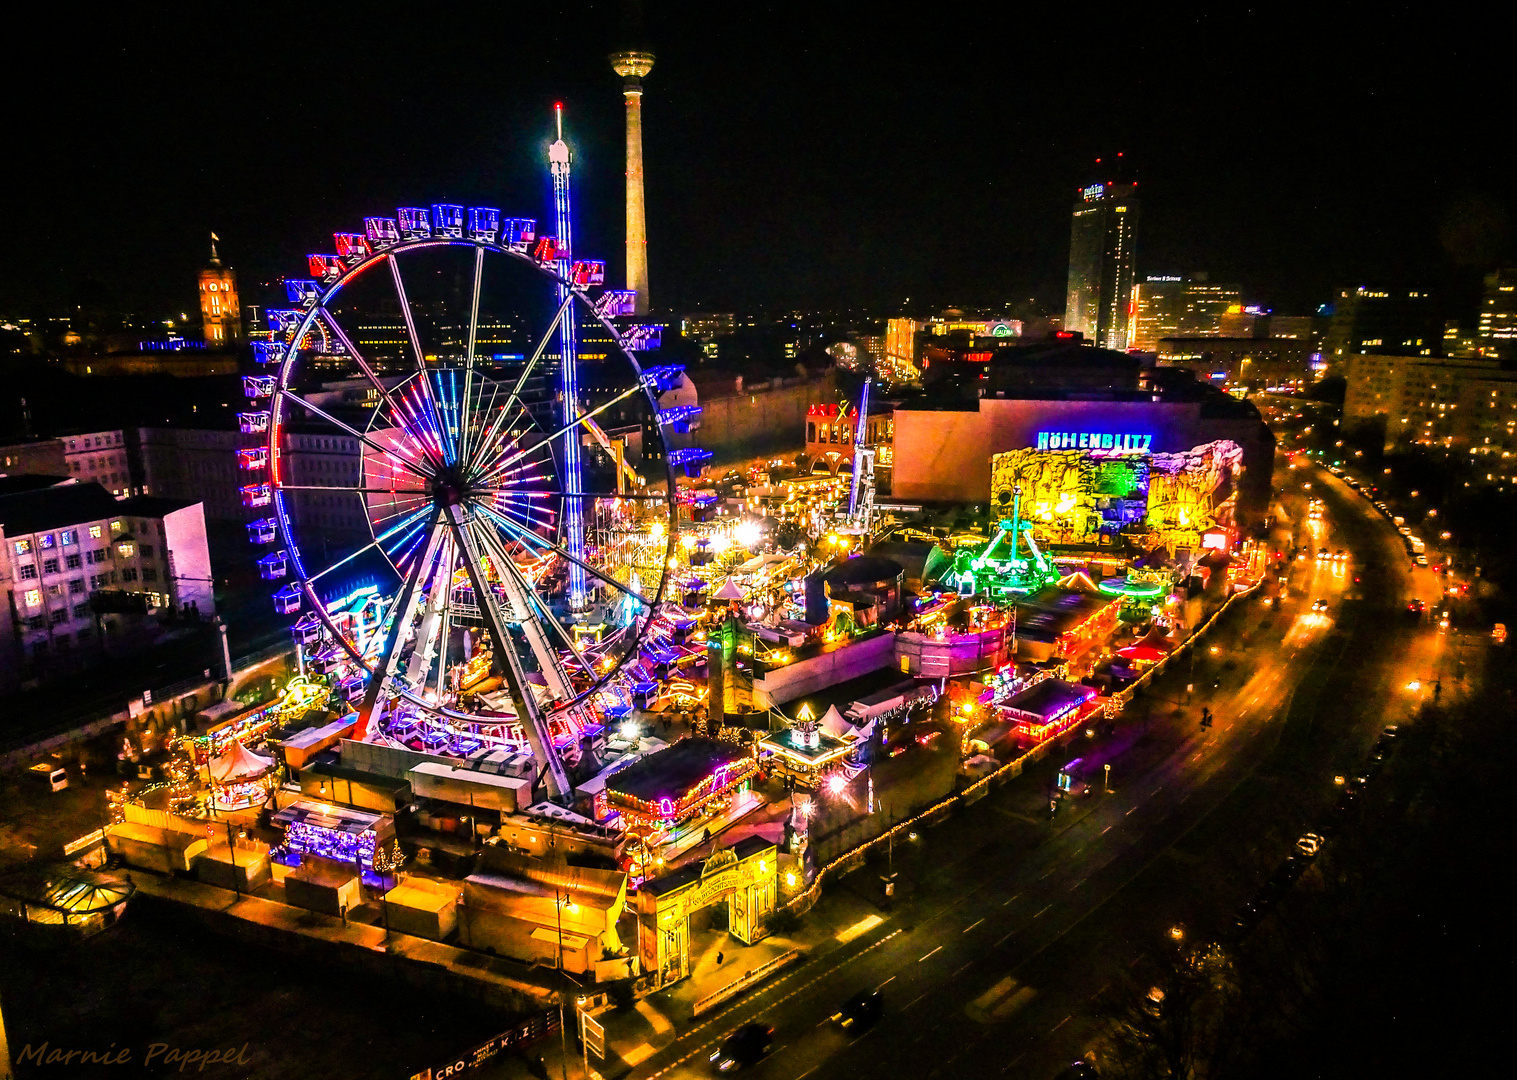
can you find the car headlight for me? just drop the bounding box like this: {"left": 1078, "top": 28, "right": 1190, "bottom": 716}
{"left": 719, "top": 1060, "right": 735, "bottom": 1071}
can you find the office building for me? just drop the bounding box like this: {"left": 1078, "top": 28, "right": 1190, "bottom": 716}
{"left": 1478, "top": 268, "right": 1517, "bottom": 360}
{"left": 1157, "top": 337, "right": 1314, "bottom": 393}
{"left": 1, "top": 482, "right": 213, "bottom": 685}
{"left": 1127, "top": 277, "right": 1243, "bottom": 351}
{"left": 1323, "top": 287, "right": 1440, "bottom": 365}
{"left": 1065, "top": 181, "right": 1138, "bottom": 351}
{"left": 1343, "top": 353, "right": 1517, "bottom": 454}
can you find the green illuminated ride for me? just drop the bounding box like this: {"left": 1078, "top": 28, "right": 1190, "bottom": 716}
{"left": 949, "top": 486, "right": 1059, "bottom": 597}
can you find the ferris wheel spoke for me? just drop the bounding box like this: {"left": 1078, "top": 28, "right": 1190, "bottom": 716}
{"left": 459, "top": 246, "right": 485, "bottom": 467}
{"left": 388, "top": 253, "right": 455, "bottom": 465}
{"left": 315, "top": 308, "right": 421, "bottom": 441}
{"left": 478, "top": 489, "right": 669, "bottom": 501}
{"left": 479, "top": 383, "right": 642, "bottom": 487}
{"left": 470, "top": 519, "right": 577, "bottom": 701}
{"left": 280, "top": 391, "right": 435, "bottom": 480}
{"left": 279, "top": 485, "right": 426, "bottom": 495}
{"left": 466, "top": 292, "right": 574, "bottom": 475}
{"left": 445, "top": 505, "right": 572, "bottom": 800}
{"left": 472, "top": 517, "right": 599, "bottom": 684}
{"left": 355, "top": 511, "right": 446, "bottom": 736}
{"left": 478, "top": 502, "right": 654, "bottom": 609}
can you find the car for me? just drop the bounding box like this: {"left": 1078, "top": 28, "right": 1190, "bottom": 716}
{"left": 1296, "top": 832, "right": 1325, "bottom": 857}
{"left": 1312, "top": 598, "right": 1328, "bottom": 612}
{"left": 1315, "top": 549, "right": 1328, "bottom": 560}
{"left": 831, "top": 989, "right": 884, "bottom": 1031}
{"left": 1407, "top": 599, "right": 1425, "bottom": 616}
{"left": 1382, "top": 724, "right": 1399, "bottom": 738}
{"left": 1416, "top": 555, "right": 1429, "bottom": 567}
{"left": 711, "top": 1024, "right": 774, "bottom": 1071}
{"left": 1335, "top": 549, "right": 1348, "bottom": 561}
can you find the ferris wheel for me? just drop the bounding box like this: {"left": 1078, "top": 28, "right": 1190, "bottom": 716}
{"left": 237, "top": 201, "right": 680, "bottom": 802}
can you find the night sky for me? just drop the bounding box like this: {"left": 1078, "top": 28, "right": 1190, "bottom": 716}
{"left": 2, "top": 4, "right": 1510, "bottom": 321}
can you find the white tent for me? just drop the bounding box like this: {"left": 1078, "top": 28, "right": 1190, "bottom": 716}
{"left": 209, "top": 740, "right": 274, "bottom": 783}
{"left": 712, "top": 578, "right": 745, "bottom": 601}
{"left": 819, "top": 704, "right": 857, "bottom": 741}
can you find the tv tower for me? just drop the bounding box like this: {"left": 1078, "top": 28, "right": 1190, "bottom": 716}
{"left": 549, "top": 103, "right": 587, "bottom": 614}
{"left": 610, "top": 5, "right": 654, "bottom": 315}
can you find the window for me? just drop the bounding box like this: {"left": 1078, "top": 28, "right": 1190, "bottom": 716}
{"left": 117, "top": 542, "right": 136, "bottom": 558}
{"left": 27, "top": 615, "right": 47, "bottom": 631}
{"left": 50, "top": 608, "right": 68, "bottom": 625}
{"left": 39, "top": 534, "right": 55, "bottom": 549}
{"left": 141, "top": 544, "right": 154, "bottom": 558}
{"left": 89, "top": 573, "right": 107, "bottom": 589}
{"left": 65, "top": 553, "right": 81, "bottom": 569}
{"left": 18, "top": 563, "right": 37, "bottom": 580}
{"left": 12, "top": 539, "right": 30, "bottom": 555}
{"left": 42, "top": 558, "right": 59, "bottom": 575}
{"left": 89, "top": 525, "right": 102, "bottom": 539}
{"left": 46, "top": 583, "right": 63, "bottom": 597}
{"left": 121, "top": 568, "right": 138, "bottom": 583}
{"left": 61, "top": 530, "right": 77, "bottom": 545}
{"left": 143, "top": 568, "right": 158, "bottom": 582}
{"left": 69, "top": 578, "right": 85, "bottom": 594}
{"left": 73, "top": 603, "right": 91, "bottom": 619}
{"left": 24, "top": 588, "right": 41, "bottom": 607}
{"left": 110, "top": 520, "right": 123, "bottom": 534}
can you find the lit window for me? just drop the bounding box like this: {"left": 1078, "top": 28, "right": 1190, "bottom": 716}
{"left": 61, "top": 530, "right": 76, "bottom": 546}
{"left": 13, "top": 539, "right": 30, "bottom": 555}
{"left": 117, "top": 542, "right": 135, "bottom": 558}
{"left": 24, "top": 589, "right": 41, "bottom": 607}
{"left": 89, "top": 525, "right": 102, "bottom": 539}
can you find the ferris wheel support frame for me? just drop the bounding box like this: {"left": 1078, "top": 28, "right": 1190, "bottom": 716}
{"left": 260, "top": 232, "right": 678, "bottom": 797}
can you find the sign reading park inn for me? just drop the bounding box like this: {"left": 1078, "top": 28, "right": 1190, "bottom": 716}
{"left": 1036, "top": 431, "right": 1153, "bottom": 452}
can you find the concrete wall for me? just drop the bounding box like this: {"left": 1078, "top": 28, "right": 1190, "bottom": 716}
{"left": 694, "top": 372, "right": 835, "bottom": 461}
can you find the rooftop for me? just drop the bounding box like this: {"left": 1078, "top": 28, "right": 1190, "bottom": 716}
{"left": 605, "top": 737, "right": 749, "bottom": 803}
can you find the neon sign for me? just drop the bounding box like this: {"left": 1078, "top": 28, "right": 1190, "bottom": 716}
{"left": 1035, "top": 431, "right": 1152, "bottom": 452}
{"left": 1082, "top": 184, "right": 1105, "bottom": 201}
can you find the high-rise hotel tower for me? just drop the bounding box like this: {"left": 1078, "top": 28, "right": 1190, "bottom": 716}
{"left": 1065, "top": 179, "right": 1138, "bottom": 351}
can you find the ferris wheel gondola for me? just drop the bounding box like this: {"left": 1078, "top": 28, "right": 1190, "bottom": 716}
{"left": 243, "top": 201, "right": 679, "bottom": 803}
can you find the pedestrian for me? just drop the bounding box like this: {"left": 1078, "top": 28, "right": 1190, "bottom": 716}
{"left": 703, "top": 827, "right": 712, "bottom": 844}
{"left": 717, "top": 951, "right": 725, "bottom": 965}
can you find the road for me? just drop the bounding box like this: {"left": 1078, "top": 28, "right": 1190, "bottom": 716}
{"left": 586, "top": 462, "right": 1470, "bottom": 1080}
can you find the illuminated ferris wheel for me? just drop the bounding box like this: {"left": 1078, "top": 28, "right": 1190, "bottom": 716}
{"left": 237, "top": 194, "right": 679, "bottom": 801}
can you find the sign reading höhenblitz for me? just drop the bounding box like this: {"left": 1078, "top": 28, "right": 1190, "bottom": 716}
{"left": 1035, "top": 431, "right": 1153, "bottom": 452}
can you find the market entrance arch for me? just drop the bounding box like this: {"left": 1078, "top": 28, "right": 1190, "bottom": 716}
{"left": 636, "top": 837, "right": 777, "bottom": 985}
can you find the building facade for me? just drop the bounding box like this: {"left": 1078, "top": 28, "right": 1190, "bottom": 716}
{"left": 1127, "top": 277, "right": 1245, "bottom": 352}
{"left": 1156, "top": 337, "right": 1314, "bottom": 393}
{"left": 198, "top": 240, "right": 242, "bottom": 348}
{"left": 1478, "top": 269, "right": 1517, "bottom": 360}
{"left": 890, "top": 389, "right": 1274, "bottom": 521}
{"left": 1066, "top": 181, "right": 1138, "bottom": 351}
{"left": 1343, "top": 353, "right": 1517, "bottom": 454}
{"left": 63, "top": 430, "right": 137, "bottom": 495}
{"left": 1323, "top": 287, "right": 1440, "bottom": 366}
{"left": 1, "top": 483, "right": 213, "bottom": 685}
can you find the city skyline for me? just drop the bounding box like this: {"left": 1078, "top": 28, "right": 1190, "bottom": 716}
{"left": 1, "top": 6, "right": 1512, "bottom": 324}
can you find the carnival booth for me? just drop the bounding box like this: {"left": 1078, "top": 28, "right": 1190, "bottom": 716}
{"left": 605, "top": 738, "right": 759, "bottom": 870}
{"left": 999, "top": 679, "right": 1099, "bottom": 743}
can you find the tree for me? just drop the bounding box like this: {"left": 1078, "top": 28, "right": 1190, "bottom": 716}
{"left": 1094, "top": 941, "right": 1241, "bottom": 1080}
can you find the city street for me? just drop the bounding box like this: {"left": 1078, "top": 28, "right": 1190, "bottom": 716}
{"left": 574, "top": 462, "right": 1473, "bottom": 1080}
